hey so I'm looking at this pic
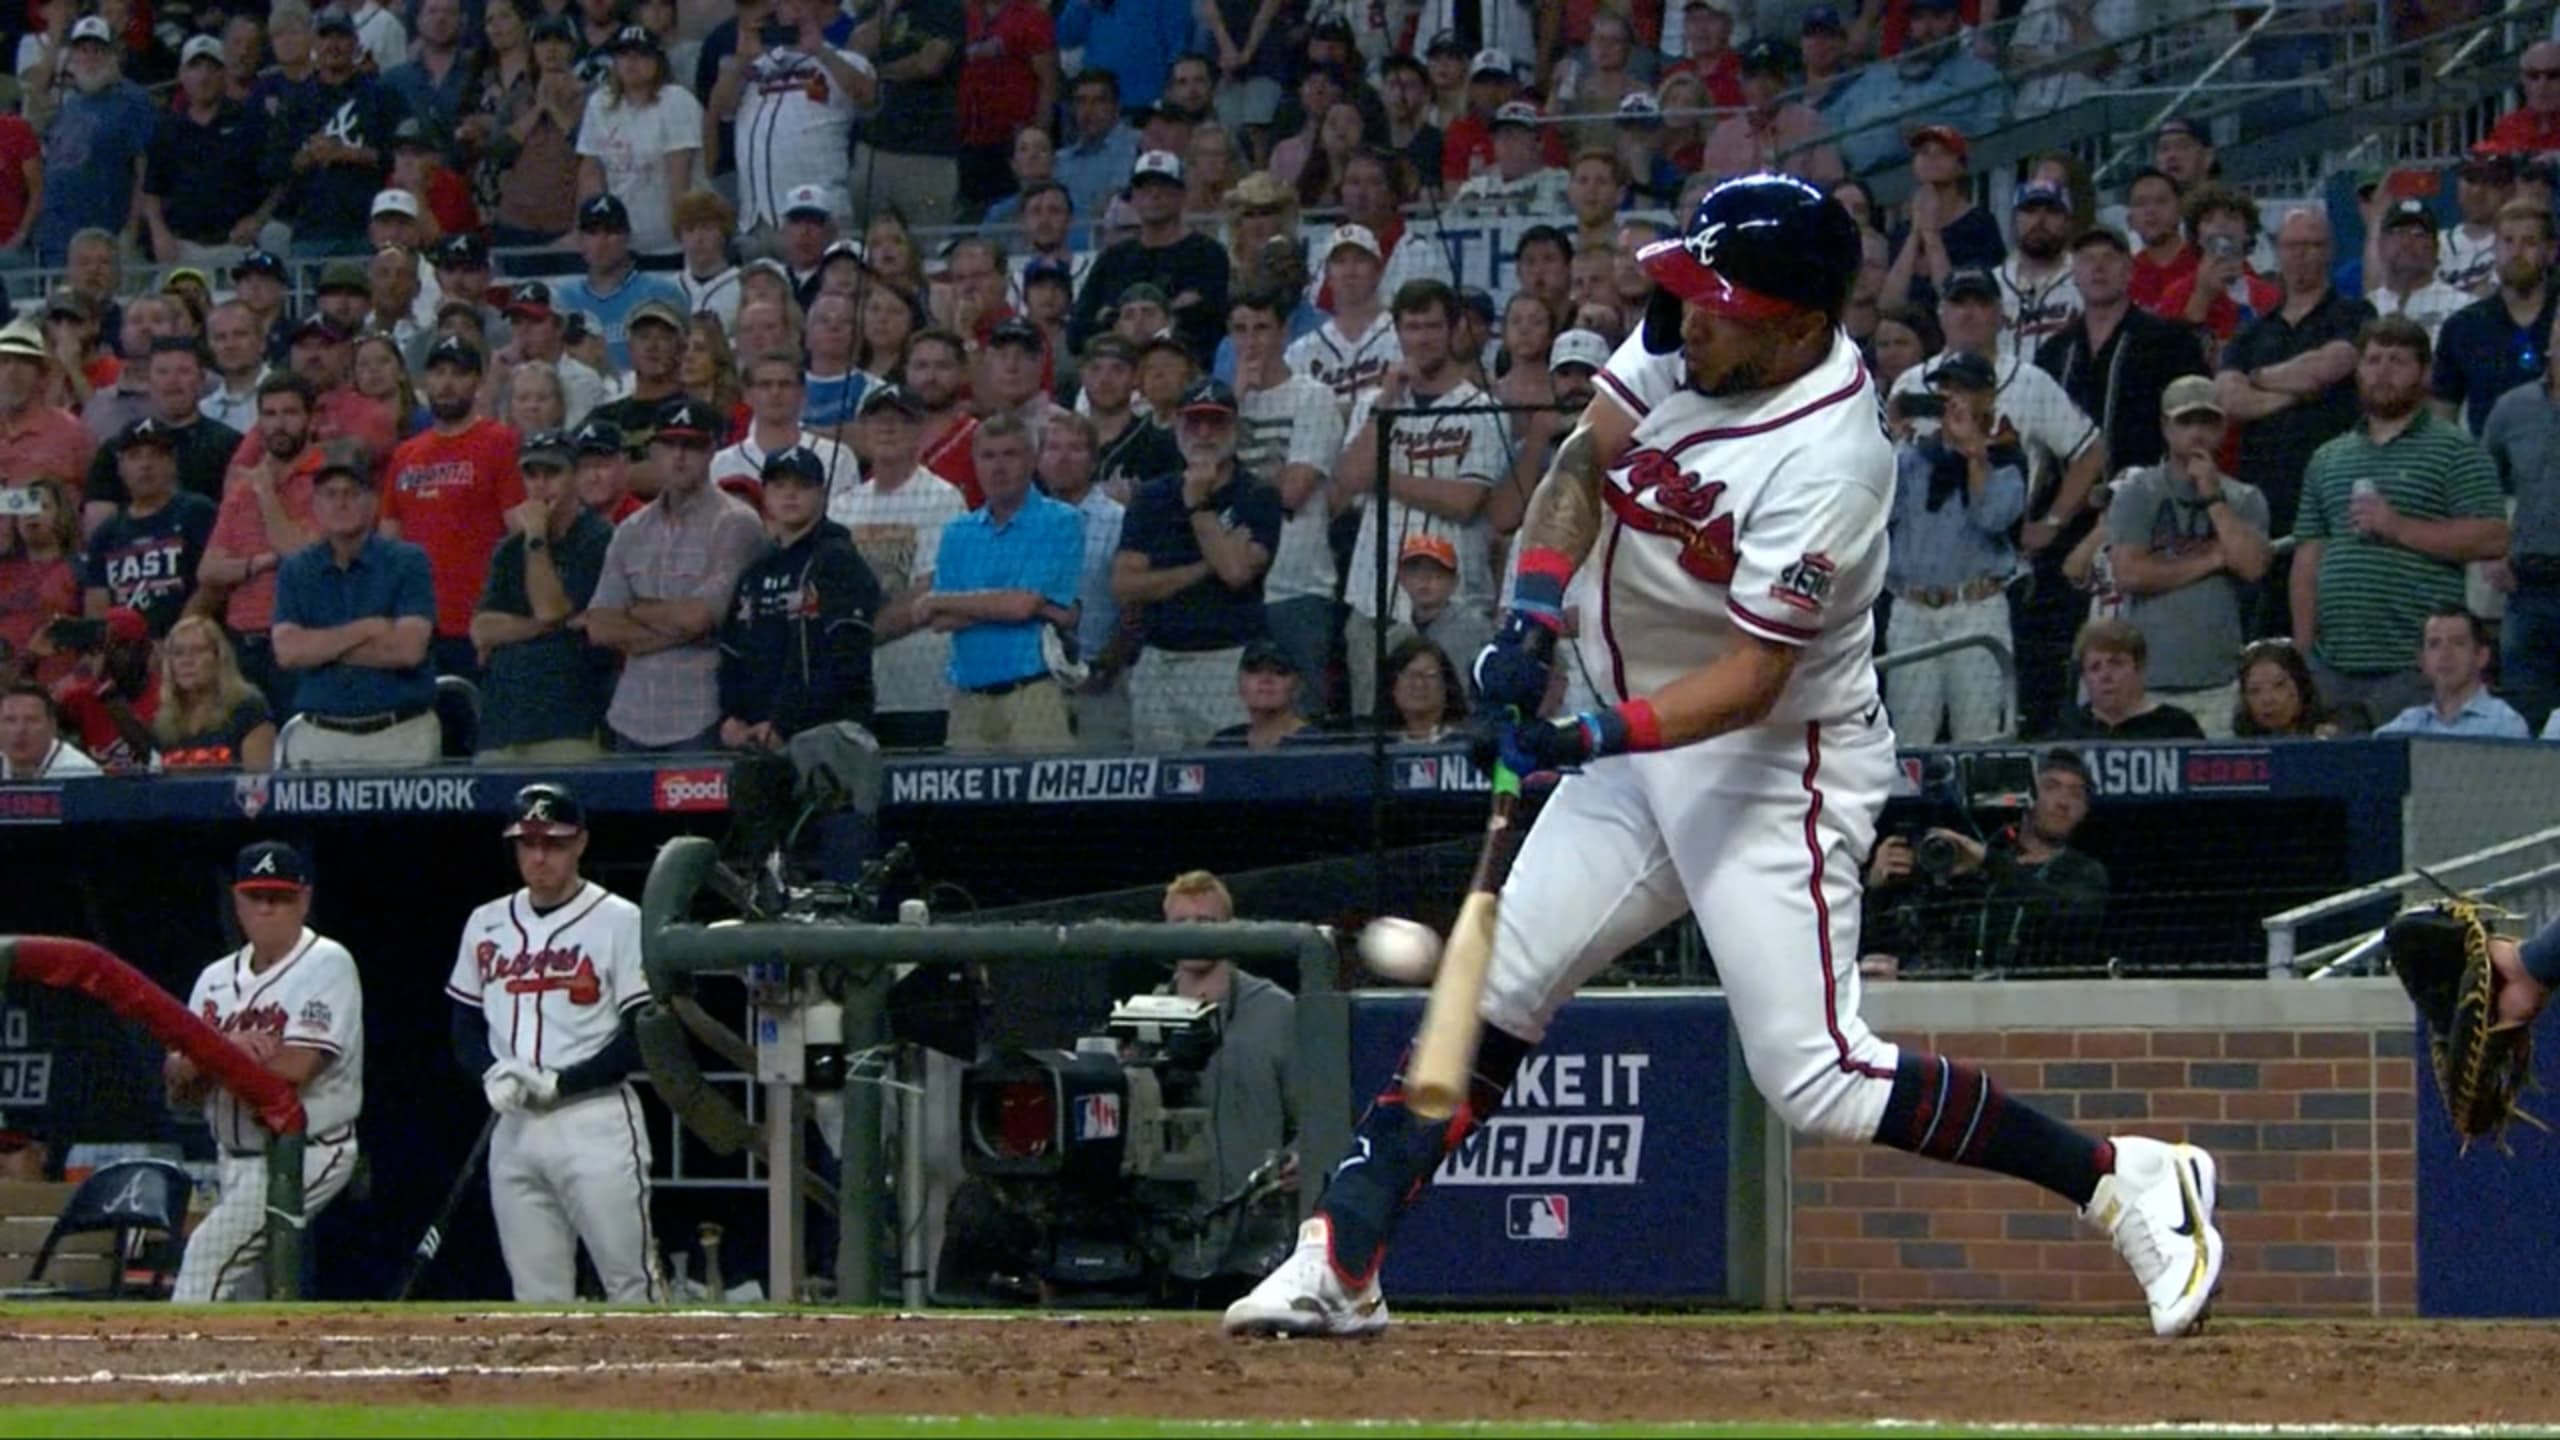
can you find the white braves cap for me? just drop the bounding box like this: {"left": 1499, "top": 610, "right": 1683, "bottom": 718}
{"left": 180, "top": 33, "right": 225, "bottom": 65}
{"left": 1551, "top": 329, "right": 1610, "bottom": 373}
{"left": 1132, "top": 149, "right": 1185, "bottom": 185}
{"left": 68, "top": 15, "right": 111, "bottom": 43}
{"left": 783, "top": 183, "right": 833, "bottom": 219}
{"left": 1492, "top": 100, "right": 1541, "bottom": 129}
{"left": 1469, "top": 47, "right": 1513, "bottom": 79}
{"left": 1325, "top": 223, "right": 1382, "bottom": 261}
{"left": 370, "top": 189, "right": 420, "bottom": 220}
{"left": 1616, "top": 90, "right": 1663, "bottom": 120}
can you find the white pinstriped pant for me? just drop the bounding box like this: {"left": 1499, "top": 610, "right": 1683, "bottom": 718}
{"left": 490, "top": 1086, "right": 661, "bottom": 1304}
{"left": 172, "top": 1134, "right": 357, "bottom": 1302}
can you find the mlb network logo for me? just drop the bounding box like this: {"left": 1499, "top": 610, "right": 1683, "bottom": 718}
{"left": 1505, "top": 1193, "right": 1570, "bottom": 1241}
{"left": 1399, "top": 757, "right": 1438, "bottom": 789}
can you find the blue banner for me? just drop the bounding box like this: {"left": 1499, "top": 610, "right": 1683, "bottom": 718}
{"left": 1348, "top": 991, "right": 1732, "bottom": 1301}
{"left": 2415, "top": 1021, "right": 2560, "bottom": 1316}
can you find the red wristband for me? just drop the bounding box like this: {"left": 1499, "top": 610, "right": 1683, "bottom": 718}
{"left": 1613, "top": 697, "right": 1664, "bottom": 752}
{"left": 1518, "top": 546, "right": 1576, "bottom": 587}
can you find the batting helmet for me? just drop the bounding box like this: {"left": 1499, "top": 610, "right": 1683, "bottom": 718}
{"left": 505, "top": 782, "right": 586, "bottom": 839}
{"left": 1638, "top": 173, "right": 1861, "bottom": 352}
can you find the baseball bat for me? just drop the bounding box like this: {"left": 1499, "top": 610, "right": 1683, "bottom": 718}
{"left": 392, "top": 1109, "right": 500, "bottom": 1301}
{"left": 1404, "top": 762, "right": 1526, "bottom": 1120}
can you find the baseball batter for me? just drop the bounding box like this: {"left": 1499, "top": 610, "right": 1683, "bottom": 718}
{"left": 1227, "top": 175, "right": 2226, "bottom": 1342}
{"left": 447, "top": 783, "right": 661, "bottom": 1303}
{"left": 166, "top": 841, "right": 364, "bottom": 1302}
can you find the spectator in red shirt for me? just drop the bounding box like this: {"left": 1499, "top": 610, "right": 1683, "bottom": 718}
{"left": 2159, "top": 185, "right": 2278, "bottom": 365}
{"left": 1661, "top": 0, "right": 1744, "bottom": 107}
{"left": 957, "top": 0, "right": 1058, "bottom": 214}
{"left": 378, "top": 338, "right": 527, "bottom": 678}
{"left": 391, "top": 118, "right": 482, "bottom": 240}
{"left": 199, "top": 373, "right": 328, "bottom": 714}
{"left": 0, "top": 318, "right": 96, "bottom": 509}
{"left": 2483, "top": 42, "right": 2560, "bottom": 157}
{"left": 50, "top": 604, "right": 158, "bottom": 771}
{"left": 2125, "top": 167, "right": 2197, "bottom": 320}
{"left": 0, "top": 477, "right": 80, "bottom": 682}
{"left": 228, "top": 317, "right": 400, "bottom": 474}
{"left": 905, "top": 328, "right": 981, "bottom": 506}
{"left": 0, "top": 107, "right": 38, "bottom": 258}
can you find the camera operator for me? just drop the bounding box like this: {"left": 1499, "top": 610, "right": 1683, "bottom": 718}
{"left": 1866, "top": 749, "right": 2111, "bottom": 976}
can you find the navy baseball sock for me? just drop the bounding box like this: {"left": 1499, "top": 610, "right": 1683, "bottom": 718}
{"left": 1318, "top": 1025, "right": 1533, "bottom": 1287}
{"left": 1875, "top": 1052, "right": 2112, "bottom": 1207}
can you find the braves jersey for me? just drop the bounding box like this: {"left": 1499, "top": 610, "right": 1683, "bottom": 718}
{"left": 735, "top": 45, "right": 872, "bottom": 230}
{"left": 184, "top": 929, "right": 365, "bottom": 1150}
{"left": 448, "top": 883, "right": 648, "bottom": 1072}
{"left": 1572, "top": 331, "right": 1892, "bottom": 730}
{"left": 1285, "top": 312, "right": 1400, "bottom": 414}
{"left": 1342, "top": 380, "right": 1506, "bottom": 619}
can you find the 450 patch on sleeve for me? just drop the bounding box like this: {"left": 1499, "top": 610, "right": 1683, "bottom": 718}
{"left": 1770, "top": 552, "right": 1836, "bottom": 615}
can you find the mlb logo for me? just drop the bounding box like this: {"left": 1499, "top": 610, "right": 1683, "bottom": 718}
{"left": 1165, "top": 764, "right": 1205, "bottom": 796}
{"left": 1892, "top": 757, "right": 1925, "bottom": 798}
{"left": 1400, "top": 757, "right": 1438, "bottom": 789}
{"left": 233, "top": 774, "right": 271, "bottom": 819}
{"left": 1506, "top": 1194, "right": 1569, "bottom": 1240}
{"left": 1075, "top": 1093, "right": 1121, "bottom": 1141}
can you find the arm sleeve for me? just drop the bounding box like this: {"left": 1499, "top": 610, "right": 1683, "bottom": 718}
{"left": 553, "top": 1019, "right": 642, "bottom": 1098}
{"left": 1968, "top": 462, "right": 2029, "bottom": 533}
{"left": 2447, "top": 444, "right": 2508, "bottom": 518}
{"left": 272, "top": 557, "right": 308, "bottom": 627}
{"left": 1726, "top": 471, "right": 1890, "bottom": 647}
{"left": 450, "top": 999, "right": 496, "bottom": 1076}
{"left": 394, "top": 545, "right": 436, "bottom": 622}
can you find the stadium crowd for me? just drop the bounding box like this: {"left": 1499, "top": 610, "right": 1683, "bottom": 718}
{"left": 0, "top": 0, "right": 2557, "bottom": 779}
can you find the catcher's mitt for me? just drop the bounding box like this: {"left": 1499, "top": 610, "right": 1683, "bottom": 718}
{"left": 2385, "top": 894, "right": 2547, "bottom": 1151}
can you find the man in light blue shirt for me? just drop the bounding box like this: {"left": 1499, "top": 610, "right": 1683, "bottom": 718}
{"left": 921, "top": 413, "right": 1085, "bottom": 752}
{"left": 2377, "top": 605, "right": 2532, "bottom": 737}
{"left": 1035, "top": 410, "right": 1130, "bottom": 751}
{"left": 1054, "top": 70, "right": 1144, "bottom": 225}
{"left": 553, "top": 195, "right": 688, "bottom": 372}
{"left": 1833, "top": 0, "right": 2011, "bottom": 176}
{"left": 1884, "top": 353, "right": 2027, "bottom": 744}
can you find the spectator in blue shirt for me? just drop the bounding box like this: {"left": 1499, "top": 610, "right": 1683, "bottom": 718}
{"left": 555, "top": 194, "right": 689, "bottom": 372}
{"left": 1884, "top": 353, "right": 2028, "bottom": 744}
{"left": 1054, "top": 69, "right": 1143, "bottom": 225}
{"left": 1832, "top": 0, "right": 2010, "bottom": 177}
{"left": 920, "top": 413, "right": 1084, "bottom": 752}
{"left": 2376, "top": 605, "right": 2532, "bottom": 737}
{"left": 1056, "top": 0, "right": 1189, "bottom": 111}
{"left": 35, "top": 18, "right": 160, "bottom": 266}
{"left": 271, "top": 442, "right": 441, "bottom": 767}
{"left": 383, "top": 0, "right": 475, "bottom": 139}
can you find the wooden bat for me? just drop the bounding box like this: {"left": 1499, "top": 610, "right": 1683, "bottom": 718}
{"left": 1405, "top": 763, "right": 1526, "bottom": 1120}
{"left": 392, "top": 1109, "right": 500, "bottom": 1301}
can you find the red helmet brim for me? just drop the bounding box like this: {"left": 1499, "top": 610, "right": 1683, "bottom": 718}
{"left": 1636, "top": 238, "right": 1801, "bottom": 322}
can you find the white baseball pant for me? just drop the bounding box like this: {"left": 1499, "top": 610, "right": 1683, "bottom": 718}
{"left": 1884, "top": 593, "right": 2013, "bottom": 744}
{"left": 489, "top": 1085, "right": 661, "bottom": 1303}
{"left": 1478, "top": 717, "right": 1904, "bottom": 1143}
{"left": 172, "top": 1132, "right": 358, "bottom": 1301}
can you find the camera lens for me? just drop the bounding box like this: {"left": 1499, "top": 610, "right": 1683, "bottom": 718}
{"left": 1916, "top": 832, "right": 1960, "bottom": 879}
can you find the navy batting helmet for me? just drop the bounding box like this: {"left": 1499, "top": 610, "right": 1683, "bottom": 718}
{"left": 505, "top": 783, "right": 586, "bottom": 839}
{"left": 1638, "top": 173, "right": 1861, "bottom": 352}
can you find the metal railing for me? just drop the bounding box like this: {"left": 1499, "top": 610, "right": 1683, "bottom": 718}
{"left": 1872, "top": 630, "right": 2019, "bottom": 742}
{"left": 2267, "top": 823, "right": 2560, "bottom": 980}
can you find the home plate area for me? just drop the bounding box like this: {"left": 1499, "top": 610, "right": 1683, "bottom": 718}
{"left": 1, "top": 1309, "right": 2558, "bottom": 1429}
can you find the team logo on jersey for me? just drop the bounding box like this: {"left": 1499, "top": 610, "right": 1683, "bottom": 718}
{"left": 298, "top": 998, "right": 332, "bottom": 1031}
{"left": 1770, "top": 552, "right": 1835, "bottom": 615}
{"left": 487, "top": 945, "right": 604, "bottom": 1006}
{"left": 1605, "top": 448, "right": 1737, "bottom": 584}
{"left": 230, "top": 1002, "right": 288, "bottom": 1035}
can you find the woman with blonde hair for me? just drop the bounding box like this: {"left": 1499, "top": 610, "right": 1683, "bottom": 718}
{"left": 152, "top": 616, "right": 277, "bottom": 770}
{"left": 862, "top": 209, "right": 929, "bottom": 309}
{"left": 507, "top": 359, "right": 569, "bottom": 434}
{"left": 682, "top": 314, "right": 746, "bottom": 438}
{"left": 575, "top": 28, "right": 703, "bottom": 259}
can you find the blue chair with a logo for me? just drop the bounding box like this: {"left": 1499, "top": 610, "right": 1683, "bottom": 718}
{"left": 10, "top": 1160, "right": 193, "bottom": 1300}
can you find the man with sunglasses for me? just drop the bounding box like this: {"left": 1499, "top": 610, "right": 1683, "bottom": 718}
{"left": 2484, "top": 42, "right": 2560, "bottom": 159}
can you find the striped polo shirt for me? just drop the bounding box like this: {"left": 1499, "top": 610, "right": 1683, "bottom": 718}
{"left": 2293, "top": 410, "right": 2504, "bottom": 673}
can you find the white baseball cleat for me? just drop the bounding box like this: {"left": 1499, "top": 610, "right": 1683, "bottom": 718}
{"left": 1221, "top": 1217, "right": 1391, "bottom": 1338}
{"left": 2083, "top": 1135, "right": 2224, "bottom": 1338}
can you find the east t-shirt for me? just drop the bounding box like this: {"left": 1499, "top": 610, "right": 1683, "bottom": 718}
{"left": 83, "top": 492, "right": 217, "bottom": 636}
{"left": 380, "top": 418, "right": 527, "bottom": 637}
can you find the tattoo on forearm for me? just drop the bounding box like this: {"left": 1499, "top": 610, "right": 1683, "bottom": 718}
{"left": 1521, "top": 422, "right": 1607, "bottom": 565}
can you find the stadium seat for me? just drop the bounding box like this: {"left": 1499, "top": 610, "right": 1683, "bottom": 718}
{"left": 6, "top": 1160, "right": 192, "bottom": 1301}
{"left": 435, "top": 675, "right": 483, "bottom": 761}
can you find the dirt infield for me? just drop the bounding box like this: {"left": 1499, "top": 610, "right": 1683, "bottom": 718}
{"left": 2, "top": 1309, "right": 2558, "bottom": 1428}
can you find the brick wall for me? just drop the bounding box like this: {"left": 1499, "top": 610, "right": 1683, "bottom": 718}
{"left": 1788, "top": 1025, "right": 2418, "bottom": 1316}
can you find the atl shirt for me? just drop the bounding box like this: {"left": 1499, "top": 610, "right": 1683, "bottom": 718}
{"left": 448, "top": 881, "right": 649, "bottom": 1072}
{"left": 381, "top": 418, "right": 527, "bottom": 636}
{"left": 83, "top": 492, "right": 216, "bottom": 636}
{"left": 185, "top": 928, "right": 366, "bottom": 1150}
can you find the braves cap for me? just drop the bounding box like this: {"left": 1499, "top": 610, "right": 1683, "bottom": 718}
{"left": 1740, "top": 38, "right": 1795, "bottom": 76}
{"left": 1907, "top": 123, "right": 1967, "bottom": 158}
{"left": 391, "top": 116, "right": 442, "bottom": 152}
{"left": 1469, "top": 47, "right": 1513, "bottom": 79}
{"left": 988, "top": 317, "right": 1044, "bottom": 352}
{"left": 234, "top": 250, "right": 288, "bottom": 284}
{"left": 180, "top": 33, "right": 224, "bottom": 65}
{"left": 289, "top": 313, "right": 350, "bottom": 345}
{"left": 502, "top": 280, "right": 555, "bottom": 319}
{"left": 432, "top": 233, "right": 490, "bottom": 270}
{"left": 762, "top": 446, "right": 830, "bottom": 488}
{"left": 783, "top": 183, "right": 834, "bottom": 220}
{"left": 120, "top": 416, "right": 182, "bottom": 451}
{"left": 858, "top": 382, "right": 925, "bottom": 418}
{"left": 504, "top": 783, "right": 586, "bottom": 839}
{"left": 68, "top": 14, "right": 112, "bottom": 43}
{"left": 1131, "top": 149, "right": 1185, "bottom": 186}
{"left": 426, "top": 336, "right": 484, "bottom": 372}
{"left": 2383, "top": 197, "right": 2439, "bottom": 233}
{"left": 521, "top": 428, "right": 576, "bottom": 468}
{"left": 578, "top": 193, "right": 632, "bottom": 233}
{"left": 1800, "top": 3, "right": 1846, "bottom": 33}
{"left": 1941, "top": 268, "right": 2000, "bottom": 303}
{"left": 313, "top": 7, "right": 356, "bottom": 35}
{"left": 1176, "top": 376, "right": 1238, "bottom": 417}
{"left": 1492, "top": 100, "right": 1540, "bottom": 130}
{"left": 572, "top": 417, "right": 625, "bottom": 456}
{"left": 1325, "top": 223, "right": 1382, "bottom": 260}
{"left": 1615, "top": 91, "right": 1663, "bottom": 125}
{"left": 654, "top": 397, "right": 720, "bottom": 443}
{"left": 606, "top": 23, "right": 660, "bottom": 52}
{"left": 235, "top": 840, "right": 312, "bottom": 894}
{"left": 2156, "top": 115, "right": 2209, "bottom": 146}
{"left": 1929, "top": 351, "right": 1999, "bottom": 393}
{"left": 2013, "top": 180, "right": 2069, "bottom": 213}
{"left": 1550, "top": 328, "right": 1610, "bottom": 373}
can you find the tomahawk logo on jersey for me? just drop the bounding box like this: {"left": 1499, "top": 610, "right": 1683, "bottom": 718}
{"left": 447, "top": 884, "right": 648, "bottom": 1071}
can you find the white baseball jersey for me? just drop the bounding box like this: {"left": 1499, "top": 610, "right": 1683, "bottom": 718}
{"left": 1285, "top": 312, "right": 1401, "bottom": 414}
{"left": 1998, "top": 257, "right": 2084, "bottom": 357}
{"left": 1343, "top": 380, "right": 1507, "bottom": 619}
{"left": 713, "top": 429, "right": 856, "bottom": 500}
{"left": 1573, "top": 330, "right": 1892, "bottom": 730}
{"left": 448, "top": 883, "right": 648, "bottom": 1072}
{"left": 184, "top": 930, "right": 365, "bottom": 1150}
{"left": 735, "top": 44, "right": 872, "bottom": 230}
{"left": 1239, "top": 372, "right": 1347, "bottom": 605}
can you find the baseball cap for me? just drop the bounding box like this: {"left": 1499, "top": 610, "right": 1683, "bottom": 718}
{"left": 1492, "top": 100, "right": 1540, "bottom": 131}
{"left": 1082, "top": 334, "right": 1137, "bottom": 367}
{"left": 1398, "top": 532, "right": 1457, "bottom": 570}
{"left": 1739, "top": 39, "right": 1795, "bottom": 77}
{"left": 654, "top": 397, "right": 720, "bottom": 443}
{"left": 2384, "top": 197, "right": 2440, "bottom": 233}
{"left": 625, "top": 297, "right": 686, "bottom": 334}
{"left": 2162, "top": 374, "right": 2223, "bottom": 421}
{"left": 988, "top": 317, "right": 1044, "bottom": 352}
{"left": 502, "top": 280, "right": 556, "bottom": 320}
{"left": 316, "top": 260, "right": 371, "bottom": 296}
{"left": 1239, "top": 637, "right": 1297, "bottom": 673}
{"left": 529, "top": 13, "right": 575, "bottom": 44}
{"left": 1469, "top": 47, "right": 1514, "bottom": 80}
{"left": 312, "top": 440, "right": 372, "bottom": 486}
{"left": 1325, "top": 223, "right": 1382, "bottom": 261}
{"left": 761, "top": 445, "right": 830, "bottom": 488}
{"left": 2014, "top": 180, "right": 2069, "bottom": 212}
{"left": 783, "top": 183, "right": 834, "bottom": 220}
{"left": 371, "top": 190, "right": 421, "bottom": 222}
{"left": 571, "top": 417, "right": 626, "bottom": 456}
{"left": 1308, "top": 14, "right": 1353, "bottom": 42}
{"left": 1131, "top": 149, "right": 1185, "bottom": 186}
{"left": 1907, "top": 124, "right": 1967, "bottom": 159}
{"left": 1928, "top": 351, "right": 1998, "bottom": 393}
{"left": 2155, "top": 115, "right": 2209, "bottom": 146}
{"left": 1801, "top": 3, "right": 1846, "bottom": 34}
{"left": 103, "top": 606, "right": 149, "bottom": 647}
{"left": 820, "top": 237, "right": 869, "bottom": 269}
{"left": 504, "top": 784, "right": 586, "bottom": 839}
{"left": 1615, "top": 91, "right": 1663, "bottom": 126}
{"left": 562, "top": 310, "right": 598, "bottom": 344}
{"left": 432, "top": 233, "right": 491, "bottom": 271}
{"left": 313, "top": 7, "right": 357, "bottom": 35}
{"left": 521, "top": 428, "right": 576, "bottom": 468}
{"left": 180, "top": 33, "right": 224, "bottom": 65}
{"left": 1550, "top": 328, "right": 1610, "bottom": 373}
{"left": 2461, "top": 149, "right": 2520, "bottom": 182}
{"left": 234, "top": 841, "right": 312, "bottom": 894}
{"left": 120, "top": 416, "right": 183, "bottom": 452}
{"left": 2070, "top": 224, "right": 2131, "bottom": 254}
{"left": 289, "top": 314, "right": 350, "bottom": 346}
{"left": 1021, "top": 257, "right": 1073, "bottom": 290}
{"left": 426, "top": 336, "right": 484, "bottom": 372}
{"left": 1941, "top": 268, "right": 2000, "bottom": 304}
{"left": 234, "top": 250, "right": 288, "bottom": 284}
{"left": 577, "top": 193, "right": 633, "bottom": 233}
{"left": 605, "top": 23, "right": 660, "bottom": 52}
{"left": 858, "top": 382, "right": 925, "bottom": 419}
{"left": 68, "top": 14, "right": 111, "bottom": 43}
{"left": 1425, "top": 30, "right": 1468, "bottom": 59}
{"left": 391, "top": 116, "right": 442, "bottom": 152}
{"left": 1176, "top": 377, "right": 1239, "bottom": 417}
{"left": 1117, "top": 281, "right": 1171, "bottom": 311}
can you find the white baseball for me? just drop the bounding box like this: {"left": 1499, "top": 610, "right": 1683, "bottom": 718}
{"left": 1359, "top": 917, "right": 1443, "bottom": 984}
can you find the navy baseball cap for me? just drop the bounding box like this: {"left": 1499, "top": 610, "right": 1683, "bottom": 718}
{"left": 289, "top": 314, "right": 350, "bottom": 346}
{"left": 1941, "top": 268, "right": 2001, "bottom": 304}
{"left": 431, "top": 233, "right": 490, "bottom": 271}
{"left": 1176, "top": 376, "right": 1238, "bottom": 417}
{"left": 762, "top": 446, "right": 830, "bottom": 488}
{"left": 1240, "top": 637, "right": 1297, "bottom": 673}
{"left": 504, "top": 783, "right": 585, "bottom": 839}
{"left": 426, "top": 336, "right": 484, "bottom": 372}
{"left": 120, "top": 416, "right": 182, "bottom": 451}
{"left": 1801, "top": 3, "right": 1846, "bottom": 33}
{"left": 1929, "top": 351, "right": 1999, "bottom": 393}
{"left": 572, "top": 418, "right": 626, "bottom": 456}
{"left": 578, "top": 193, "right": 633, "bottom": 233}
{"left": 988, "top": 317, "right": 1043, "bottom": 352}
{"left": 858, "top": 382, "right": 924, "bottom": 418}
{"left": 654, "top": 398, "right": 720, "bottom": 444}
{"left": 605, "top": 23, "right": 660, "bottom": 53}
{"left": 521, "top": 428, "right": 576, "bottom": 469}
{"left": 235, "top": 841, "right": 312, "bottom": 894}
{"left": 313, "top": 8, "right": 357, "bottom": 36}
{"left": 233, "top": 250, "right": 288, "bottom": 284}
{"left": 2013, "top": 180, "right": 2070, "bottom": 213}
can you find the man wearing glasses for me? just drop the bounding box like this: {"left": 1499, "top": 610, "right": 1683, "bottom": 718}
{"left": 2483, "top": 43, "right": 2560, "bottom": 160}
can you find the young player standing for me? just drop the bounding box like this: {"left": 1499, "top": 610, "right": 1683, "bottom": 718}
{"left": 167, "top": 841, "right": 364, "bottom": 1301}
{"left": 1226, "top": 175, "right": 2226, "bottom": 1342}
{"left": 448, "top": 783, "right": 661, "bottom": 1303}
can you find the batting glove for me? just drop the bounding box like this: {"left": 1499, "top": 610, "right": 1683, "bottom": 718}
{"left": 481, "top": 1065, "right": 530, "bottom": 1117}
{"left": 1473, "top": 702, "right": 1664, "bottom": 778}
{"left": 501, "top": 1059, "right": 561, "bottom": 1107}
{"left": 1472, "top": 548, "right": 1573, "bottom": 715}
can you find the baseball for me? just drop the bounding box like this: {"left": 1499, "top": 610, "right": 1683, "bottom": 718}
{"left": 1359, "top": 918, "right": 1443, "bottom": 984}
